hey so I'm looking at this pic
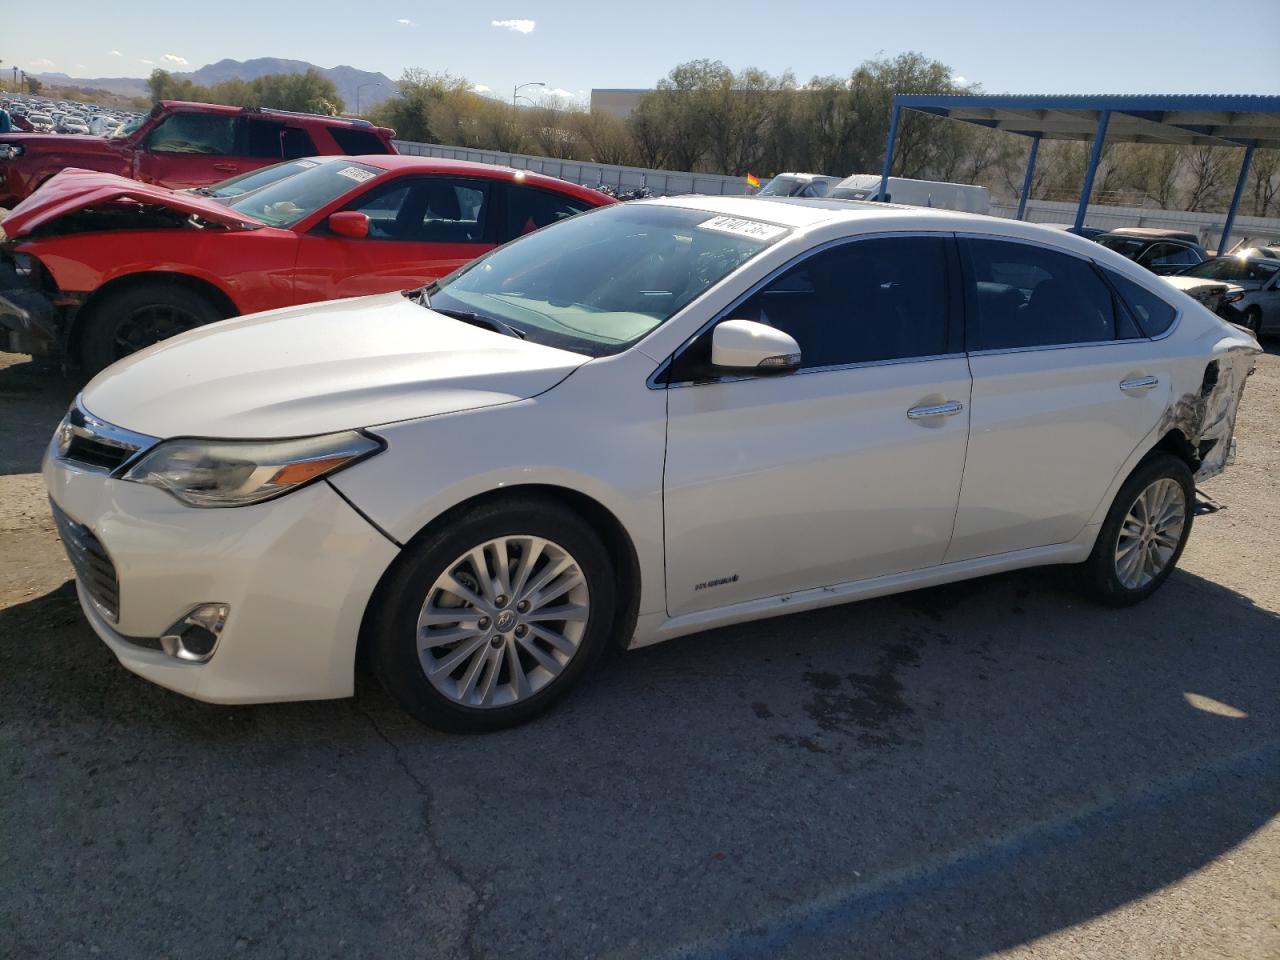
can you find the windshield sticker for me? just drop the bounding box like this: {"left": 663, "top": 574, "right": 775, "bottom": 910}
{"left": 335, "top": 166, "right": 375, "bottom": 183}
{"left": 295, "top": 159, "right": 319, "bottom": 169}
{"left": 698, "top": 216, "right": 788, "bottom": 242}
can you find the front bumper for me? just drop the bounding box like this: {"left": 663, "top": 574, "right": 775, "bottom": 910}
{"left": 0, "top": 260, "right": 60, "bottom": 355}
{"left": 44, "top": 448, "right": 400, "bottom": 704}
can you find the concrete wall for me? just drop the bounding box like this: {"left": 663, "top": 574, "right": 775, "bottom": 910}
{"left": 991, "top": 199, "right": 1280, "bottom": 250}
{"left": 393, "top": 138, "right": 1280, "bottom": 249}
{"left": 393, "top": 139, "right": 750, "bottom": 196}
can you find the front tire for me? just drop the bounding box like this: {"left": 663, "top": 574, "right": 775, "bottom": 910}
{"left": 79, "top": 283, "right": 225, "bottom": 375}
{"left": 368, "top": 498, "right": 618, "bottom": 732}
{"left": 1084, "top": 453, "right": 1194, "bottom": 606}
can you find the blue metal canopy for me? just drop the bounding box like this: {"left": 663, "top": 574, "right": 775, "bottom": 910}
{"left": 878, "top": 94, "right": 1280, "bottom": 251}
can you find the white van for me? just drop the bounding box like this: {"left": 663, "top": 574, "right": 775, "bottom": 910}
{"left": 829, "top": 174, "right": 991, "bottom": 214}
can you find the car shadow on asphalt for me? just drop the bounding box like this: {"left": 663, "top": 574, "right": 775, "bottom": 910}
{"left": 0, "top": 356, "right": 77, "bottom": 475}
{"left": 1, "top": 562, "right": 1276, "bottom": 959}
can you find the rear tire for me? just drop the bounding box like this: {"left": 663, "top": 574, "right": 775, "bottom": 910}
{"left": 1243, "top": 307, "right": 1263, "bottom": 336}
{"left": 1083, "top": 453, "right": 1194, "bottom": 606}
{"left": 79, "top": 283, "right": 225, "bottom": 375}
{"left": 368, "top": 497, "right": 618, "bottom": 732}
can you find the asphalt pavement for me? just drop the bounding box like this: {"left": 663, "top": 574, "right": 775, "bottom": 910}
{"left": 1, "top": 349, "right": 1277, "bottom": 959}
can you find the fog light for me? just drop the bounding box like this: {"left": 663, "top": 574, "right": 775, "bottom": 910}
{"left": 159, "top": 603, "right": 229, "bottom": 662}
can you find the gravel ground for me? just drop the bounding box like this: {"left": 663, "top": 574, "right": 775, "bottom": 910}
{"left": 0, "top": 347, "right": 1276, "bottom": 960}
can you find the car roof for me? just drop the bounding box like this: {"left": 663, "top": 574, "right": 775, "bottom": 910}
{"left": 1103, "top": 227, "right": 1199, "bottom": 241}
{"left": 157, "top": 100, "right": 394, "bottom": 134}
{"left": 350, "top": 155, "right": 612, "bottom": 203}
{"left": 644, "top": 194, "right": 1123, "bottom": 257}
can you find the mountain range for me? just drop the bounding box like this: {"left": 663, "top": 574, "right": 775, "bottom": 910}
{"left": 35, "top": 57, "right": 396, "bottom": 110}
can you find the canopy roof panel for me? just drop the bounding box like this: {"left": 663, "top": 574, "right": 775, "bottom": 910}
{"left": 894, "top": 94, "right": 1280, "bottom": 149}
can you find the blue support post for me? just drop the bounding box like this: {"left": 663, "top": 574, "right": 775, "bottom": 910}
{"left": 1074, "top": 110, "right": 1111, "bottom": 232}
{"left": 1016, "top": 134, "right": 1041, "bottom": 221}
{"left": 878, "top": 105, "right": 901, "bottom": 202}
{"left": 1219, "top": 141, "right": 1256, "bottom": 255}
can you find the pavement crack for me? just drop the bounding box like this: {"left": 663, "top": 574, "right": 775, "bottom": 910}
{"left": 353, "top": 701, "right": 485, "bottom": 960}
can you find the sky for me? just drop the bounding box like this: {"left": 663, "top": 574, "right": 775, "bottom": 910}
{"left": 4, "top": 0, "right": 1278, "bottom": 102}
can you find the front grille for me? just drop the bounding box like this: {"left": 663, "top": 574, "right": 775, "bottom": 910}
{"left": 55, "top": 398, "right": 156, "bottom": 474}
{"left": 51, "top": 500, "right": 120, "bottom": 622}
{"left": 64, "top": 433, "right": 136, "bottom": 470}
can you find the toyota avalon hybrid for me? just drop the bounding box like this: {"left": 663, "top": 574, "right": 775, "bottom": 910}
{"left": 44, "top": 196, "right": 1260, "bottom": 731}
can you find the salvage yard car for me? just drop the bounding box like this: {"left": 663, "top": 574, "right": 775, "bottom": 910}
{"left": 1175, "top": 252, "right": 1280, "bottom": 336}
{"left": 44, "top": 197, "right": 1260, "bottom": 731}
{"left": 1094, "top": 228, "right": 1208, "bottom": 276}
{"left": 0, "top": 99, "right": 397, "bottom": 208}
{"left": 0, "top": 157, "right": 614, "bottom": 371}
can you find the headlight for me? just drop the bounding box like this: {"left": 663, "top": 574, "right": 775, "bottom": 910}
{"left": 121, "top": 430, "right": 383, "bottom": 507}
{"left": 0, "top": 143, "right": 23, "bottom": 160}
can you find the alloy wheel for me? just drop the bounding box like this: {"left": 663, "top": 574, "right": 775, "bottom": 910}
{"left": 416, "top": 536, "right": 590, "bottom": 708}
{"left": 1114, "top": 477, "right": 1186, "bottom": 590}
{"left": 113, "top": 304, "right": 205, "bottom": 359}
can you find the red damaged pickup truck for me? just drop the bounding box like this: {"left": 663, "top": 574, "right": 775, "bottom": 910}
{"left": 0, "top": 100, "right": 397, "bottom": 208}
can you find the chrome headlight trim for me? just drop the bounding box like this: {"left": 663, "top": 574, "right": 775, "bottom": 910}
{"left": 54, "top": 397, "right": 160, "bottom": 475}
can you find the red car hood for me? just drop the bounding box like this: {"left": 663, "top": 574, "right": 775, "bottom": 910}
{"left": 1, "top": 168, "right": 265, "bottom": 238}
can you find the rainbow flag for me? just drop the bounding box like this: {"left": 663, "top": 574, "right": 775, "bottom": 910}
{"left": 745, "top": 173, "right": 761, "bottom": 189}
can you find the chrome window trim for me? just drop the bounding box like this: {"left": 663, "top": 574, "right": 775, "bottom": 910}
{"left": 646, "top": 230, "right": 961, "bottom": 391}
{"left": 56, "top": 396, "right": 160, "bottom": 475}
{"left": 953, "top": 230, "right": 1185, "bottom": 350}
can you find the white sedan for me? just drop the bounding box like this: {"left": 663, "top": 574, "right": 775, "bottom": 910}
{"left": 44, "top": 197, "right": 1260, "bottom": 731}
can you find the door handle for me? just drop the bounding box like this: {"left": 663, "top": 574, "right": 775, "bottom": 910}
{"left": 212, "top": 162, "right": 237, "bottom": 172}
{"left": 1119, "top": 376, "right": 1159, "bottom": 391}
{"left": 907, "top": 400, "right": 964, "bottom": 420}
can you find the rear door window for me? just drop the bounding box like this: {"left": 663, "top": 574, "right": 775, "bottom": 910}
{"left": 963, "top": 239, "right": 1120, "bottom": 350}
{"left": 245, "top": 118, "right": 318, "bottom": 160}
{"left": 1103, "top": 269, "right": 1178, "bottom": 337}
{"left": 502, "top": 185, "right": 593, "bottom": 241}
{"left": 328, "top": 126, "right": 392, "bottom": 154}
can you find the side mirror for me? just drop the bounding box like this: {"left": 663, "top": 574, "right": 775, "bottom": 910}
{"left": 328, "top": 211, "right": 370, "bottom": 239}
{"left": 711, "top": 319, "right": 801, "bottom": 373}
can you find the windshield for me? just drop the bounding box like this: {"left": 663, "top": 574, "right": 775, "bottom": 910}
{"left": 227, "top": 161, "right": 380, "bottom": 227}
{"left": 429, "top": 203, "right": 790, "bottom": 357}
{"left": 757, "top": 176, "right": 804, "bottom": 197}
{"left": 109, "top": 115, "right": 145, "bottom": 139}
{"left": 1182, "top": 257, "right": 1279, "bottom": 284}
{"left": 200, "top": 157, "right": 337, "bottom": 200}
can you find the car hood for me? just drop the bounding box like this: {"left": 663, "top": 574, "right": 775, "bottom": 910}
{"left": 80, "top": 292, "right": 589, "bottom": 439}
{"left": 1, "top": 168, "right": 266, "bottom": 237}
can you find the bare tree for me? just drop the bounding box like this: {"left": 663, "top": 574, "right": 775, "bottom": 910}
{"left": 1184, "top": 147, "right": 1230, "bottom": 212}
{"left": 1249, "top": 149, "right": 1279, "bottom": 217}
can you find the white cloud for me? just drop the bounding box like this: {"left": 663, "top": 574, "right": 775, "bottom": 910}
{"left": 951, "top": 75, "right": 967, "bottom": 85}
{"left": 161, "top": 54, "right": 189, "bottom": 66}
{"left": 396, "top": 18, "right": 415, "bottom": 25}
{"left": 491, "top": 18, "right": 535, "bottom": 33}
{"left": 139, "top": 59, "right": 154, "bottom": 65}
{"left": 29, "top": 57, "right": 55, "bottom": 69}
{"left": 75, "top": 64, "right": 87, "bottom": 70}
{"left": 471, "top": 84, "right": 492, "bottom": 94}
{"left": 544, "top": 87, "right": 574, "bottom": 98}
{"left": 109, "top": 49, "right": 123, "bottom": 56}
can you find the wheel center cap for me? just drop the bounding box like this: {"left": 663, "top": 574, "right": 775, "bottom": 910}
{"left": 496, "top": 610, "right": 517, "bottom": 632}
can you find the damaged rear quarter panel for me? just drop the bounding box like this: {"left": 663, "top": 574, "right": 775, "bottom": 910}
{"left": 1162, "top": 336, "right": 1261, "bottom": 483}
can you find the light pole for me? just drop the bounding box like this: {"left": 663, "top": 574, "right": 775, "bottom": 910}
{"left": 356, "top": 82, "right": 381, "bottom": 115}
{"left": 513, "top": 81, "right": 545, "bottom": 106}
